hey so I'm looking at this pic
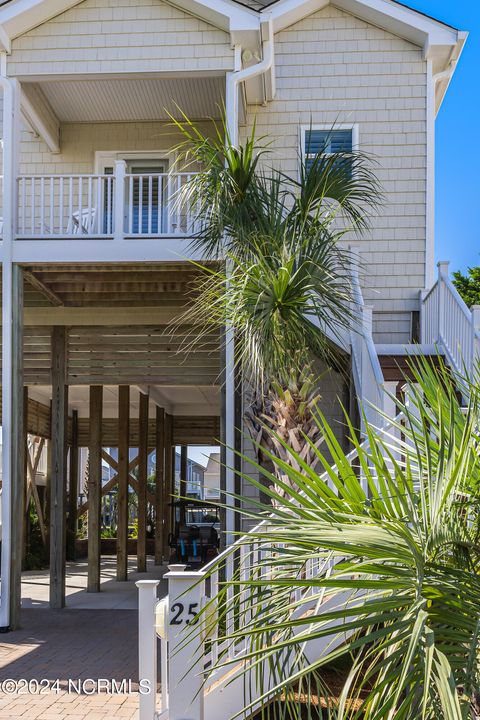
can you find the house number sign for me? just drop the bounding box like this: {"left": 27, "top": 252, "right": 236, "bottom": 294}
{"left": 170, "top": 602, "right": 199, "bottom": 625}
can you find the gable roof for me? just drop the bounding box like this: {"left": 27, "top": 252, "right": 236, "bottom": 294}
{"left": 238, "top": 0, "right": 459, "bottom": 33}
{"left": 0, "top": 0, "right": 466, "bottom": 111}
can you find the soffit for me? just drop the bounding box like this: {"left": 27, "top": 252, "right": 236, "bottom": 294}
{"left": 28, "top": 75, "right": 225, "bottom": 124}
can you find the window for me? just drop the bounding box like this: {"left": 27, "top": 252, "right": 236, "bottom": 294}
{"left": 301, "top": 125, "right": 357, "bottom": 173}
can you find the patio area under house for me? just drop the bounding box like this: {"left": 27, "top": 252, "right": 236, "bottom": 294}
{"left": 0, "top": 0, "right": 475, "bottom": 716}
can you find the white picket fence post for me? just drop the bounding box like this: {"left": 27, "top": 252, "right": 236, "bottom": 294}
{"left": 137, "top": 579, "right": 160, "bottom": 720}
{"left": 166, "top": 565, "right": 206, "bottom": 720}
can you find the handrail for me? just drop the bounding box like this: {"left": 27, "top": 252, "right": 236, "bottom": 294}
{"left": 421, "top": 261, "right": 480, "bottom": 392}
{"left": 349, "top": 252, "right": 385, "bottom": 430}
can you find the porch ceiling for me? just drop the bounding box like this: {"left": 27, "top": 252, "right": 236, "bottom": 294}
{"left": 15, "top": 263, "right": 222, "bottom": 393}
{"left": 22, "top": 262, "right": 208, "bottom": 308}
{"left": 26, "top": 75, "right": 225, "bottom": 123}
{"left": 28, "top": 384, "right": 220, "bottom": 420}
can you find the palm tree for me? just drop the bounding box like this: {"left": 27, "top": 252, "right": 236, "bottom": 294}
{"left": 203, "top": 358, "right": 480, "bottom": 718}
{"left": 172, "top": 115, "right": 382, "bottom": 488}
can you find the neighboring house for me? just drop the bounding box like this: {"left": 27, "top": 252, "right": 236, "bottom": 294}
{"left": 0, "top": 0, "right": 471, "bottom": 630}
{"left": 203, "top": 452, "right": 221, "bottom": 501}
{"left": 174, "top": 452, "right": 205, "bottom": 499}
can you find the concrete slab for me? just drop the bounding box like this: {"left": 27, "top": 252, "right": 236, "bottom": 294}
{"left": 21, "top": 556, "right": 168, "bottom": 610}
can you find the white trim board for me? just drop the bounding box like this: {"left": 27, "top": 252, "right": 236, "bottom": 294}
{"left": 94, "top": 151, "right": 173, "bottom": 174}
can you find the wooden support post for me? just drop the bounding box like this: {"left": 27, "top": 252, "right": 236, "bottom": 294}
{"left": 170, "top": 444, "right": 176, "bottom": 539}
{"left": 180, "top": 445, "right": 188, "bottom": 525}
{"left": 117, "top": 386, "right": 130, "bottom": 581}
{"left": 87, "top": 386, "right": 103, "bottom": 593}
{"left": 137, "top": 392, "right": 149, "bottom": 573}
{"left": 50, "top": 326, "right": 68, "bottom": 609}
{"left": 163, "top": 414, "right": 173, "bottom": 558}
{"left": 154, "top": 406, "right": 165, "bottom": 565}
{"left": 7, "top": 266, "right": 25, "bottom": 628}
{"left": 66, "top": 410, "right": 79, "bottom": 562}
{"left": 45, "top": 432, "right": 52, "bottom": 548}
{"left": 22, "top": 387, "right": 29, "bottom": 566}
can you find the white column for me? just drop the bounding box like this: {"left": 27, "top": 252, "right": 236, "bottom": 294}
{"left": 425, "top": 59, "right": 435, "bottom": 289}
{"left": 113, "top": 159, "right": 126, "bottom": 242}
{"left": 136, "top": 579, "right": 160, "bottom": 720}
{"left": 0, "top": 73, "right": 21, "bottom": 631}
{"left": 224, "top": 68, "right": 241, "bottom": 546}
{"left": 166, "top": 565, "right": 205, "bottom": 720}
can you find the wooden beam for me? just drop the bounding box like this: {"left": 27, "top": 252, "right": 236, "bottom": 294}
{"left": 180, "top": 445, "right": 188, "bottom": 525}
{"left": 26, "top": 437, "right": 46, "bottom": 546}
{"left": 23, "top": 269, "right": 64, "bottom": 307}
{"left": 87, "top": 385, "right": 102, "bottom": 593}
{"left": 8, "top": 266, "right": 25, "bottom": 628}
{"left": 66, "top": 410, "right": 79, "bottom": 561}
{"left": 49, "top": 326, "right": 67, "bottom": 609}
{"left": 117, "top": 386, "right": 129, "bottom": 582}
{"left": 24, "top": 306, "right": 186, "bottom": 327}
{"left": 163, "top": 413, "right": 173, "bottom": 560}
{"left": 21, "top": 83, "right": 60, "bottom": 154}
{"left": 154, "top": 406, "right": 165, "bottom": 565}
{"left": 137, "top": 392, "right": 149, "bottom": 573}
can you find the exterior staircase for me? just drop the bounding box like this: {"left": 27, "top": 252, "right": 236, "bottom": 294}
{"left": 136, "top": 259, "right": 479, "bottom": 720}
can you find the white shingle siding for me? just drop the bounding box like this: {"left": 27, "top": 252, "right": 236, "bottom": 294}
{"left": 240, "top": 5, "right": 427, "bottom": 343}
{"left": 7, "top": 0, "right": 233, "bottom": 76}
{"left": 17, "top": 120, "right": 215, "bottom": 176}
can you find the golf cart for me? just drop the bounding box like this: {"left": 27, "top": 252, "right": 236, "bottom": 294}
{"left": 168, "top": 500, "right": 220, "bottom": 567}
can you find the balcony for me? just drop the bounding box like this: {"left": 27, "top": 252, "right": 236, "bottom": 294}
{"left": 14, "top": 165, "right": 200, "bottom": 240}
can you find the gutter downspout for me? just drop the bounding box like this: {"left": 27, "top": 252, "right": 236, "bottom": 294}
{"left": 225, "top": 15, "right": 274, "bottom": 146}
{"left": 223, "top": 17, "right": 274, "bottom": 545}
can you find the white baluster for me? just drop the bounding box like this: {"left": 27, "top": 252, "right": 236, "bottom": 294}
{"left": 68, "top": 177, "right": 73, "bottom": 236}
{"left": 148, "top": 175, "right": 152, "bottom": 234}
{"left": 49, "top": 176, "right": 54, "bottom": 234}
{"left": 59, "top": 177, "right": 64, "bottom": 234}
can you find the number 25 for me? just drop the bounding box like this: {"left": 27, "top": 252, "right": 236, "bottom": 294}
{"left": 170, "top": 602, "right": 199, "bottom": 625}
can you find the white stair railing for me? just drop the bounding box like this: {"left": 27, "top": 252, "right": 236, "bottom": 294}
{"left": 421, "top": 260, "right": 480, "bottom": 377}
{"left": 350, "top": 249, "right": 385, "bottom": 432}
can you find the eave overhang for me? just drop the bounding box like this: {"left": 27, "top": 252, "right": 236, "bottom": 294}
{"left": 0, "top": 0, "right": 467, "bottom": 113}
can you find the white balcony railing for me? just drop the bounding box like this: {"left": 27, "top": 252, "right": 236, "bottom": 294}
{"left": 15, "top": 166, "right": 199, "bottom": 239}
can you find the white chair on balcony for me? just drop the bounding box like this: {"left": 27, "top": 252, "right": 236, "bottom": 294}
{"left": 67, "top": 208, "right": 97, "bottom": 235}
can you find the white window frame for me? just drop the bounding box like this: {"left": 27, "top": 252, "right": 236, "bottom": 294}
{"left": 299, "top": 124, "right": 359, "bottom": 176}
{"left": 94, "top": 150, "right": 172, "bottom": 174}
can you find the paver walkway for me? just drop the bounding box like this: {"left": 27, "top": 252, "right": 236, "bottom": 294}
{"left": 0, "top": 557, "right": 165, "bottom": 719}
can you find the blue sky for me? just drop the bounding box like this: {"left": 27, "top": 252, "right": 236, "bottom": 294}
{"left": 405, "top": 1, "right": 476, "bottom": 273}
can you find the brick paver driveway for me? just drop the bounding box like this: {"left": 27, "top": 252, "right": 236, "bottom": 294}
{"left": 0, "top": 609, "right": 156, "bottom": 719}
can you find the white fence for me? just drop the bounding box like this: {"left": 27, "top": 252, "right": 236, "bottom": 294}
{"left": 422, "top": 260, "right": 480, "bottom": 378}
{"left": 15, "top": 166, "right": 199, "bottom": 239}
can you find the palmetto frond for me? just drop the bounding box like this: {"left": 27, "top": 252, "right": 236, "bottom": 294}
{"left": 204, "top": 360, "right": 480, "bottom": 719}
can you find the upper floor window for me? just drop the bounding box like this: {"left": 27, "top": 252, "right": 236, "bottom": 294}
{"left": 301, "top": 125, "right": 358, "bottom": 173}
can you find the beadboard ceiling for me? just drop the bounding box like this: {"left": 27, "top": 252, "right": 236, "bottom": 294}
{"left": 31, "top": 75, "right": 225, "bottom": 123}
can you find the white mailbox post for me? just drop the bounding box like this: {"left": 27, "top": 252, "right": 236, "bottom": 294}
{"left": 166, "top": 565, "right": 206, "bottom": 720}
